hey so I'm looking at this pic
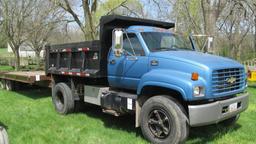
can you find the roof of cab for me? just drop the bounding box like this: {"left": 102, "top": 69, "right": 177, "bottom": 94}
{"left": 100, "top": 15, "right": 175, "bottom": 30}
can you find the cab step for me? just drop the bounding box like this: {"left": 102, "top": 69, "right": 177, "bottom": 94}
{"left": 102, "top": 109, "right": 120, "bottom": 116}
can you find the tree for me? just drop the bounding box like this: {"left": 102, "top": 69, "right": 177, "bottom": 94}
{"left": 218, "top": 0, "right": 255, "bottom": 60}
{"left": 0, "top": 0, "right": 35, "bottom": 70}
{"left": 51, "top": 0, "right": 141, "bottom": 40}
{"left": 0, "top": 2, "right": 7, "bottom": 48}
{"left": 172, "top": 0, "right": 227, "bottom": 52}
{"left": 171, "top": 0, "right": 256, "bottom": 60}
{"left": 25, "top": 0, "right": 65, "bottom": 67}
{"left": 50, "top": 0, "right": 99, "bottom": 40}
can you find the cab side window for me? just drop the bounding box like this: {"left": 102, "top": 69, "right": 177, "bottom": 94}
{"left": 123, "top": 33, "right": 145, "bottom": 56}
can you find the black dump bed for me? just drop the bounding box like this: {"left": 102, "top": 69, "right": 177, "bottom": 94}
{"left": 45, "top": 15, "right": 174, "bottom": 78}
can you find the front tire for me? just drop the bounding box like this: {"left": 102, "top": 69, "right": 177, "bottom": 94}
{"left": 140, "top": 96, "right": 188, "bottom": 144}
{"left": 52, "top": 83, "right": 74, "bottom": 114}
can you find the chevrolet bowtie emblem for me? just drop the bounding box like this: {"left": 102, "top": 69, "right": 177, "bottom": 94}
{"left": 226, "top": 77, "right": 236, "bottom": 84}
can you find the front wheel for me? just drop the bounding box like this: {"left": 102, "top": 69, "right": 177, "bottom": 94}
{"left": 140, "top": 96, "right": 188, "bottom": 144}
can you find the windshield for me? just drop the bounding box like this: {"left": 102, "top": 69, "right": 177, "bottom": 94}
{"left": 141, "top": 32, "right": 194, "bottom": 52}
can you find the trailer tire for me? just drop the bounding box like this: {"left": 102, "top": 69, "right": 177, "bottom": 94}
{"left": 5, "top": 80, "right": 14, "bottom": 91}
{"left": 52, "top": 83, "right": 74, "bottom": 114}
{"left": 140, "top": 96, "right": 188, "bottom": 144}
{"left": 0, "top": 127, "right": 9, "bottom": 144}
{"left": 0, "top": 79, "right": 6, "bottom": 89}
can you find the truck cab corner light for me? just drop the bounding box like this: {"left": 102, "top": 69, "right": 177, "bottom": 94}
{"left": 191, "top": 72, "right": 199, "bottom": 81}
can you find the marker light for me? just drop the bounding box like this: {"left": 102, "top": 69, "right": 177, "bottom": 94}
{"left": 191, "top": 72, "right": 199, "bottom": 81}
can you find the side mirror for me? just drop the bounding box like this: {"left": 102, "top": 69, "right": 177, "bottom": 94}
{"left": 113, "top": 29, "right": 123, "bottom": 57}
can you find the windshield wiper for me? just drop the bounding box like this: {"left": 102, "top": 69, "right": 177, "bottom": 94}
{"left": 153, "top": 47, "right": 177, "bottom": 51}
{"left": 175, "top": 47, "right": 194, "bottom": 51}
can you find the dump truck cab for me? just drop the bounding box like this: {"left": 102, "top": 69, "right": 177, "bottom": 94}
{"left": 109, "top": 23, "right": 247, "bottom": 99}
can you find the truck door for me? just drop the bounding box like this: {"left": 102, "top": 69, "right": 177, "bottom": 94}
{"left": 108, "top": 47, "right": 126, "bottom": 88}
{"left": 108, "top": 33, "right": 148, "bottom": 90}
{"left": 122, "top": 33, "right": 148, "bottom": 90}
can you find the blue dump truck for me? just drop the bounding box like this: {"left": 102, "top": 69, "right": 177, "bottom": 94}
{"left": 0, "top": 15, "right": 249, "bottom": 143}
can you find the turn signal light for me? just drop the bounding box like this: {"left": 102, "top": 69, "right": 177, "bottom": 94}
{"left": 191, "top": 72, "right": 199, "bottom": 81}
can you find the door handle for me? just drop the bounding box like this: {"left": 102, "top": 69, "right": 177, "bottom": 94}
{"left": 109, "top": 59, "right": 116, "bottom": 64}
{"left": 127, "top": 56, "right": 138, "bottom": 61}
{"left": 151, "top": 60, "right": 158, "bottom": 66}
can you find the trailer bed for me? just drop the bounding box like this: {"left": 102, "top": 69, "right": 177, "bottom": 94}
{"left": 0, "top": 71, "right": 51, "bottom": 87}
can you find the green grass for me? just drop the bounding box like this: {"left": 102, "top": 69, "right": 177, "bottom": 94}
{"left": 0, "top": 48, "right": 8, "bottom": 56}
{"left": 0, "top": 48, "right": 7, "bottom": 53}
{"left": 0, "top": 87, "right": 255, "bottom": 144}
{"left": 0, "top": 66, "right": 13, "bottom": 71}
{"left": 0, "top": 48, "right": 13, "bottom": 57}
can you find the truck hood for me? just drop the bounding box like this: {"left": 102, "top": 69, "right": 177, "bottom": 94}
{"left": 149, "top": 51, "right": 243, "bottom": 70}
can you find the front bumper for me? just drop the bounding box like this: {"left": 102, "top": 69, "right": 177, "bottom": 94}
{"left": 189, "top": 92, "right": 249, "bottom": 127}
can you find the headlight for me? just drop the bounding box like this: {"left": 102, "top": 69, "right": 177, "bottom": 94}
{"left": 193, "top": 86, "right": 205, "bottom": 97}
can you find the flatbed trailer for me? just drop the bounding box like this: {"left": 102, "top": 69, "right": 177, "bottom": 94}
{"left": 0, "top": 71, "right": 51, "bottom": 90}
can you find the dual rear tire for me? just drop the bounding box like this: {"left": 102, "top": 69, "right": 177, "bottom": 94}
{"left": 52, "top": 83, "right": 75, "bottom": 114}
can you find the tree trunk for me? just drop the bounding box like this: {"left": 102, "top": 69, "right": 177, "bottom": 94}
{"left": 35, "top": 51, "right": 41, "bottom": 69}
{"left": 254, "top": 16, "right": 256, "bottom": 56}
{"left": 202, "top": 0, "right": 217, "bottom": 53}
{"left": 14, "top": 50, "right": 20, "bottom": 71}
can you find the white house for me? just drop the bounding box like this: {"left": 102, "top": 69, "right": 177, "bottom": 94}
{"left": 7, "top": 43, "right": 44, "bottom": 58}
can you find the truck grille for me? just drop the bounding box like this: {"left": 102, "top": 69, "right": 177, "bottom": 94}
{"left": 212, "top": 68, "right": 244, "bottom": 94}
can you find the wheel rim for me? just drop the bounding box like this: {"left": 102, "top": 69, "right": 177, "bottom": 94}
{"left": 148, "top": 109, "right": 171, "bottom": 139}
{"left": 56, "top": 91, "right": 64, "bottom": 109}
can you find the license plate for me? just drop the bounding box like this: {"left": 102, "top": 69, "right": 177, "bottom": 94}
{"left": 229, "top": 103, "right": 238, "bottom": 112}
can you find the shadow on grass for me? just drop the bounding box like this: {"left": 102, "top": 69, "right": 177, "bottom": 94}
{"left": 75, "top": 103, "right": 242, "bottom": 143}
{"left": 0, "top": 122, "right": 8, "bottom": 130}
{"left": 248, "top": 85, "right": 256, "bottom": 88}
{"left": 75, "top": 103, "right": 143, "bottom": 137}
{"left": 187, "top": 123, "right": 241, "bottom": 143}
{"left": 8, "top": 88, "right": 243, "bottom": 143}
{"left": 14, "top": 87, "right": 51, "bottom": 100}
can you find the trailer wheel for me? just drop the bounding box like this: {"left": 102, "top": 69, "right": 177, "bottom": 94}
{"left": 0, "top": 127, "right": 9, "bottom": 144}
{"left": 5, "top": 80, "right": 14, "bottom": 91}
{"left": 0, "top": 79, "right": 6, "bottom": 89}
{"left": 140, "top": 96, "right": 188, "bottom": 144}
{"left": 52, "top": 83, "right": 74, "bottom": 114}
